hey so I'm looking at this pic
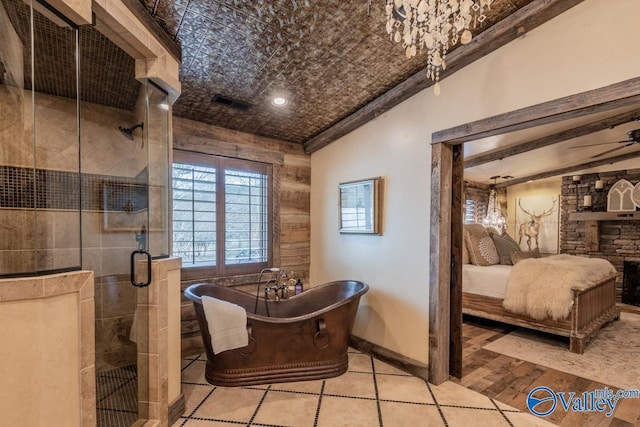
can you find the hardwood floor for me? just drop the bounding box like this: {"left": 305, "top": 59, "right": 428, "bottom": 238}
{"left": 456, "top": 316, "right": 640, "bottom": 426}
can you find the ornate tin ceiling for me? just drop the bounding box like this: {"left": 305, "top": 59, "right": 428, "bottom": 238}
{"left": 140, "top": 0, "right": 535, "bottom": 143}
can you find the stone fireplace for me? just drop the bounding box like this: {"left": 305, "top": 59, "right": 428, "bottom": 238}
{"left": 560, "top": 170, "right": 640, "bottom": 300}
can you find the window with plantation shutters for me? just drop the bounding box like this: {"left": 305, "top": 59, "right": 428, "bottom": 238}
{"left": 172, "top": 151, "right": 272, "bottom": 278}
{"left": 463, "top": 183, "right": 489, "bottom": 225}
{"left": 224, "top": 168, "right": 268, "bottom": 265}
{"left": 173, "top": 162, "right": 217, "bottom": 266}
{"left": 464, "top": 199, "right": 487, "bottom": 224}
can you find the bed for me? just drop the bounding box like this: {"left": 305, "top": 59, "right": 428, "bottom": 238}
{"left": 462, "top": 262, "right": 620, "bottom": 354}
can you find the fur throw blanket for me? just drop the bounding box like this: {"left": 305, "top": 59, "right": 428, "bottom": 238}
{"left": 502, "top": 255, "right": 616, "bottom": 321}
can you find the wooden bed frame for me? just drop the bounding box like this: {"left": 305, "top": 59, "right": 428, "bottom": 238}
{"left": 462, "top": 274, "right": 620, "bottom": 354}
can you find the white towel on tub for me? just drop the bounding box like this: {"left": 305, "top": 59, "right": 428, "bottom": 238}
{"left": 201, "top": 295, "right": 248, "bottom": 354}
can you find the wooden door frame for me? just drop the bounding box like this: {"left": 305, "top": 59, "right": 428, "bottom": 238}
{"left": 428, "top": 77, "right": 640, "bottom": 385}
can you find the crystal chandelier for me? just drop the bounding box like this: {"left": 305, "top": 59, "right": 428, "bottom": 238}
{"left": 385, "top": 0, "right": 492, "bottom": 95}
{"left": 482, "top": 176, "right": 506, "bottom": 233}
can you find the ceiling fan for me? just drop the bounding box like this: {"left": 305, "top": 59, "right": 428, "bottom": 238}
{"left": 572, "top": 128, "right": 640, "bottom": 158}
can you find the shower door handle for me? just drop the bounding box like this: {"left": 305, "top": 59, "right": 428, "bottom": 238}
{"left": 130, "top": 249, "right": 152, "bottom": 287}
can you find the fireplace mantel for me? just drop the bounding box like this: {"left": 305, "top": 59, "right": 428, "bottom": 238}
{"left": 569, "top": 211, "right": 640, "bottom": 252}
{"left": 569, "top": 211, "right": 640, "bottom": 222}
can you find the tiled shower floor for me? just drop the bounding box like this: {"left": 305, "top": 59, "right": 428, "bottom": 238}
{"left": 96, "top": 365, "right": 138, "bottom": 427}
{"left": 173, "top": 349, "right": 553, "bottom": 426}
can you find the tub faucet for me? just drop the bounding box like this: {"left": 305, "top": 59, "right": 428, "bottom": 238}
{"left": 254, "top": 268, "right": 280, "bottom": 315}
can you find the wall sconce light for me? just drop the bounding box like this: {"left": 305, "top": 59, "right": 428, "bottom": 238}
{"left": 595, "top": 179, "right": 604, "bottom": 191}
{"left": 572, "top": 175, "right": 582, "bottom": 182}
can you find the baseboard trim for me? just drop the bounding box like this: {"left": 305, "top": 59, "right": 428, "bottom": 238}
{"left": 169, "top": 393, "right": 185, "bottom": 426}
{"left": 349, "top": 335, "right": 428, "bottom": 381}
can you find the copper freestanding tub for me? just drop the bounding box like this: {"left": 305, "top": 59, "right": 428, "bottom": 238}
{"left": 184, "top": 280, "right": 368, "bottom": 386}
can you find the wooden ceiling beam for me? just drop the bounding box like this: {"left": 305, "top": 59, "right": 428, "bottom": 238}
{"left": 303, "top": 0, "right": 584, "bottom": 154}
{"left": 494, "top": 150, "right": 640, "bottom": 188}
{"left": 464, "top": 109, "right": 640, "bottom": 168}
{"left": 433, "top": 78, "right": 640, "bottom": 145}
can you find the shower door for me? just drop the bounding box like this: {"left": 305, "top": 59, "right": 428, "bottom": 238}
{"left": 81, "top": 67, "right": 150, "bottom": 424}
{"left": 80, "top": 26, "right": 170, "bottom": 423}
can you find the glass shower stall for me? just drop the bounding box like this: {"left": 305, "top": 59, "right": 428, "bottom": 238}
{"left": 0, "top": 0, "right": 170, "bottom": 425}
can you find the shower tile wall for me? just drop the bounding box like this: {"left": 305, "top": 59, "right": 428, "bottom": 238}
{"left": 0, "top": 89, "right": 143, "bottom": 168}
{"left": 0, "top": 88, "right": 147, "bottom": 371}
{"left": 0, "top": 80, "right": 81, "bottom": 275}
{"left": 0, "top": 86, "right": 31, "bottom": 169}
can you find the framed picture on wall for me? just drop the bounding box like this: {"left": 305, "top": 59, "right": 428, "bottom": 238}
{"left": 339, "top": 177, "right": 383, "bottom": 235}
{"left": 516, "top": 195, "right": 559, "bottom": 254}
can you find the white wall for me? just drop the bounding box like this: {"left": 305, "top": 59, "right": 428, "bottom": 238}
{"left": 311, "top": 102, "right": 432, "bottom": 362}
{"left": 310, "top": 0, "right": 640, "bottom": 364}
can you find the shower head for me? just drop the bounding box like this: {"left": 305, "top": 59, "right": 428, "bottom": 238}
{"left": 119, "top": 123, "right": 144, "bottom": 140}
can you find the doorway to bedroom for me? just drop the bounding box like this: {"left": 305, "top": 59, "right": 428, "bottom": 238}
{"left": 428, "top": 77, "right": 640, "bottom": 383}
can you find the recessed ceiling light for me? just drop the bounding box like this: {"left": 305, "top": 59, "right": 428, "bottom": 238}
{"left": 271, "top": 97, "right": 287, "bottom": 106}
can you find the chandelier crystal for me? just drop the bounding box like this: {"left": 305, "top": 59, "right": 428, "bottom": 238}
{"left": 385, "top": 0, "right": 492, "bottom": 95}
{"left": 482, "top": 187, "right": 506, "bottom": 233}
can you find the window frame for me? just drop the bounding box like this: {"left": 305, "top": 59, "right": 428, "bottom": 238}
{"left": 463, "top": 183, "right": 489, "bottom": 225}
{"left": 173, "top": 150, "right": 273, "bottom": 280}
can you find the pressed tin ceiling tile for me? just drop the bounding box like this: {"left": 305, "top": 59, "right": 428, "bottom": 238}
{"left": 148, "top": 0, "right": 537, "bottom": 144}
{"left": 153, "top": 0, "right": 187, "bottom": 37}
{"left": 186, "top": 0, "right": 220, "bottom": 18}
{"left": 4, "top": 0, "right": 537, "bottom": 144}
{"left": 483, "top": 0, "right": 518, "bottom": 20}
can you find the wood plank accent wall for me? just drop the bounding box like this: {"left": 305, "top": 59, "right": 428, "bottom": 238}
{"left": 173, "top": 117, "right": 311, "bottom": 355}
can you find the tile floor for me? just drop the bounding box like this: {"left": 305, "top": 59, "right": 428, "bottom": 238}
{"left": 96, "top": 365, "right": 138, "bottom": 427}
{"left": 173, "top": 349, "right": 555, "bottom": 426}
